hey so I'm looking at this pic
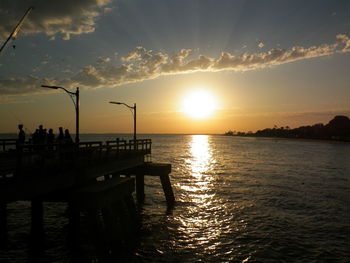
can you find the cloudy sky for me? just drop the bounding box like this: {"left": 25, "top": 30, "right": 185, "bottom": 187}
{"left": 1, "top": 0, "right": 350, "bottom": 134}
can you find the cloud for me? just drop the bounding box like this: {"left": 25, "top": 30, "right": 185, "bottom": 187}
{"left": 96, "top": 57, "right": 111, "bottom": 64}
{"left": 0, "top": 0, "right": 112, "bottom": 40}
{"left": 1, "top": 34, "right": 350, "bottom": 99}
{"left": 0, "top": 75, "right": 53, "bottom": 95}
{"left": 336, "top": 34, "right": 350, "bottom": 52}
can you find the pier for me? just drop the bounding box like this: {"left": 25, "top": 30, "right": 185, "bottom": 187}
{"left": 0, "top": 138, "right": 174, "bottom": 250}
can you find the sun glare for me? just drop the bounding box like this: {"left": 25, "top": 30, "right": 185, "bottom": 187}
{"left": 182, "top": 90, "right": 217, "bottom": 119}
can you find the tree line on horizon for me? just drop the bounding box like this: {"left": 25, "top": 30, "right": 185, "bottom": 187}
{"left": 225, "top": 115, "right": 350, "bottom": 141}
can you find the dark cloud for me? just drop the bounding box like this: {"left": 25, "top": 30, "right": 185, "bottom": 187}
{"left": 0, "top": 0, "right": 112, "bottom": 40}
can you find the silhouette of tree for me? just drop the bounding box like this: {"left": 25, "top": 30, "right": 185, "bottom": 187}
{"left": 225, "top": 115, "right": 350, "bottom": 141}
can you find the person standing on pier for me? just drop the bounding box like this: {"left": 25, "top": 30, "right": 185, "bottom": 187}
{"left": 38, "top": 125, "right": 46, "bottom": 144}
{"left": 32, "top": 129, "right": 39, "bottom": 145}
{"left": 47, "top": 128, "right": 55, "bottom": 150}
{"left": 64, "top": 129, "right": 73, "bottom": 144}
{"left": 57, "top": 127, "right": 64, "bottom": 144}
{"left": 18, "top": 124, "right": 25, "bottom": 144}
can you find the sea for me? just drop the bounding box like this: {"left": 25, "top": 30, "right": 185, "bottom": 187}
{"left": 1, "top": 134, "right": 350, "bottom": 262}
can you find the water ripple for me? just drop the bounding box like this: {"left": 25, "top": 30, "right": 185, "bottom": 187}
{"left": 139, "top": 135, "right": 350, "bottom": 262}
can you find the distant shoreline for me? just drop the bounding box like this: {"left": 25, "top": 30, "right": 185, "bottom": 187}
{"left": 223, "top": 134, "right": 350, "bottom": 144}
{"left": 224, "top": 115, "right": 350, "bottom": 143}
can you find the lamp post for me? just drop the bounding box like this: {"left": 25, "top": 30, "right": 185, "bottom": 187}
{"left": 109, "top": 101, "right": 137, "bottom": 142}
{"left": 41, "top": 85, "right": 80, "bottom": 143}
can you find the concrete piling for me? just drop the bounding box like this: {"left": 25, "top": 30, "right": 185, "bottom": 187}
{"left": 31, "top": 199, "right": 44, "bottom": 238}
{"left": 0, "top": 202, "right": 7, "bottom": 243}
{"left": 160, "top": 174, "right": 175, "bottom": 206}
{"left": 136, "top": 174, "right": 145, "bottom": 203}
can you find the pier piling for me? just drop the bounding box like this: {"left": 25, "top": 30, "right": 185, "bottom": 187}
{"left": 124, "top": 194, "right": 137, "bottom": 225}
{"left": 120, "top": 162, "right": 175, "bottom": 206}
{"left": 0, "top": 202, "right": 7, "bottom": 243}
{"left": 68, "top": 201, "right": 80, "bottom": 243}
{"left": 31, "top": 199, "right": 44, "bottom": 238}
{"left": 136, "top": 174, "right": 145, "bottom": 203}
{"left": 160, "top": 174, "right": 175, "bottom": 206}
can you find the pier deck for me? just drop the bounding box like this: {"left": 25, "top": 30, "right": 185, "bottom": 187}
{"left": 0, "top": 138, "right": 174, "bottom": 247}
{"left": 0, "top": 139, "right": 151, "bottom": 200}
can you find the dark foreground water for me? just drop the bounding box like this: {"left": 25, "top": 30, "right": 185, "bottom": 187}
{"left": 1, "top": 134, "right": 350, "bottom": 262}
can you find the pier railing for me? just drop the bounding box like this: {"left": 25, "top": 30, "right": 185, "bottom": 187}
{"left": 0, "top": 138, "right": 152, "bottom": 153}
{"left": 106, "top": 139, "right": 152, "bottom": 151}
{"left": 0, "top": 139, "right": 17, "bottom": 152}
{"left": 0, "top": 138, "right": 152, "bottom": 178}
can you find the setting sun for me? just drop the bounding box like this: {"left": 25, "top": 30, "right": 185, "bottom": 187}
{"left": 182, "top": 90, "right": 217, "bottom": 119}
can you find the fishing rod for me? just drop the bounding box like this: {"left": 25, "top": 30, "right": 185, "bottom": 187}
{"left": 0, "top": 6, "right": 34, "bottom": 54}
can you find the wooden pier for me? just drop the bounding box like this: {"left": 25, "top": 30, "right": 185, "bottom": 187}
{"left": 0, "top": 138, "right": 174, "bottom": 250}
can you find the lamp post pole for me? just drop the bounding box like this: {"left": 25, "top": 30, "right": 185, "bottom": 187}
{"left": 41, "top": 85, "right": 80, "bottom": 143}
{"left": 109, "top": 101, "right": 137, "bottom": 143}
{"left": 75, "top": 88, "right": 79, "bottom": 144}
{"left": 133, "top": 103, "right": 136, "bottom": 142}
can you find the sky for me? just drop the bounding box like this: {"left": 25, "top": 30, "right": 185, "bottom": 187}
{"left": 0, "top": 0, "right": 350, "bottom": 134}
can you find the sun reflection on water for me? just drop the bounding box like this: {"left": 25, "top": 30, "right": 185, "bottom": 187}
{"left": 176, "top": 135, "right": 227, "bottom": 251}
{"left": 190, "top": 135, "right": 214, "bottom": 176}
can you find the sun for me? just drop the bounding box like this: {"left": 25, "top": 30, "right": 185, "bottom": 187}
{"left": 182, "top": 90, "right": 217, "bottom": 119}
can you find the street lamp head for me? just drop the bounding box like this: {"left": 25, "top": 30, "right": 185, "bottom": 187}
{"left": 109, "top": 100, "right": 136, "bottom": 142}
{"left": 39, "top": 84, "right": 79, "bottom": 144}
{"left": 41, "top": 85, "right": 59, "bottom": 90}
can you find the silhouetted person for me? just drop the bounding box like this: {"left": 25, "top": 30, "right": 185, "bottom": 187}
{"left": 43, "top": 128, "right": 47, "bottom": 143}
{"left": 57, "top": 127, "right": 65, "bottom": 144}
{"left": 47, "top": 128, "right": 55, "bottom": 150}
{"left": 38, "top": 125, "right": 45, "bottom": 144}
{"left": 64, "top": 129, "right": 73, "bottom": 144}
{"left": 47, "top": 129, "right": 55, "bottom": 143}
{"left": 32, "top": 129, "right": 39, "bottom": 144}
{"left": 18, "top": 124, "right": 25, "bottom": 144}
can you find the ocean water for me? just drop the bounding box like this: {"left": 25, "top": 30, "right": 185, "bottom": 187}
{"left": 1, "top": 134, "right": 350, "bottom": 262}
